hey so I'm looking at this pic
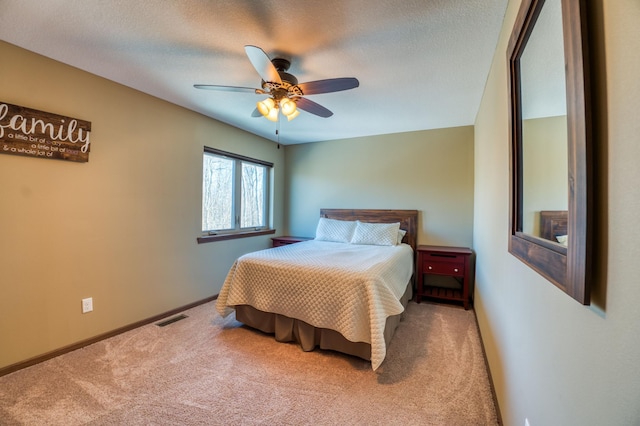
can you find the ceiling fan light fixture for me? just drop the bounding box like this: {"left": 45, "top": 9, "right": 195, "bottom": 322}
{"left": 257, "top": 96, "right": 299, "bottom": 122}
{"left": 265, "top": 107, "right": 279, "bottom": 122}
{"left": 286, "top": 109, "right": 300, "bottom": 121}
{"left": 279, "top": 98, "right": 297, "bottom": 116}
{"left": 257, "top": 98, "right": 276, "bottom": 117}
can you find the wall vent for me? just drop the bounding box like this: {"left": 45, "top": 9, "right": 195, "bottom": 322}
{"left": 156, "top": 314, "right": 188, "bottom": 327}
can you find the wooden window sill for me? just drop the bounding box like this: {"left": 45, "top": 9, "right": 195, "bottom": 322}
{"left": 197, "top": 228, "right": 275, "bottom": 244}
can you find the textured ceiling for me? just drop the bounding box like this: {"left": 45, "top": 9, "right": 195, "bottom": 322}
{"left": 0, "top": 0, "right": 508, "bottom": 145}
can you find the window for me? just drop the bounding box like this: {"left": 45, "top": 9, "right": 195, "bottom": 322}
{"left": 200, "top": 147, "right": 273, "bottom": 241}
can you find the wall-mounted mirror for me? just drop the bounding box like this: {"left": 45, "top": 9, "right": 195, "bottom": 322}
{"left": 507, "top": 0, "right": 593, "bottom": 304}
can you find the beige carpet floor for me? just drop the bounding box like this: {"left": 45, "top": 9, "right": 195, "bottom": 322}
{"left": 0, "top": 301, "right": 498, "bottom": 425}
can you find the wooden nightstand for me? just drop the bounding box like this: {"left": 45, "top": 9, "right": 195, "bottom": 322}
{"left": 415, "top": 245, "right": 475, "bottom": 309}
{"left": 271, "top": 236, "right": 312, "bottom": 247}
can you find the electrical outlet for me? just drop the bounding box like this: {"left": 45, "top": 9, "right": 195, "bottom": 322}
{"left": 82, "top": 297, "right": 93, "bottom": 313}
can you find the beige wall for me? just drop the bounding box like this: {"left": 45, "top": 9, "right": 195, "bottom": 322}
{"left": 284, "top": 127, "right": 474, "bottom": 246}
{"left": 474, "top": 0, "right": 640, "bottom": 425}
{"left": 0, "top": 41, "right": 285, "bottom": 369}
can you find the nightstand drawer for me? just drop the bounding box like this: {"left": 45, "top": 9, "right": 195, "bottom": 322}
{"left": 423, "top": 261, "right": 464, "bottom": 276}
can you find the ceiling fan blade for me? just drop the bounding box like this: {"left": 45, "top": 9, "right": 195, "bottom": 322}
{"left": 244, "top": 45, "right": 282, "bottom": 84}
{"left": 294, "top": 77, "right": 359, "bottom": 95}
{"left": 295, "top": 97, "right": 333, "bottom": 118}
{"left": 194, "top": 84, "right": 265, "bottom": 94}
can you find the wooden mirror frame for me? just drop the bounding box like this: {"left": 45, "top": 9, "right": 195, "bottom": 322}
{"left": 507, "top": 0, "right": 593, "bottom": 304}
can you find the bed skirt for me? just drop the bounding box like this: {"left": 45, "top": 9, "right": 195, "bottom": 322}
{"left": 234, "top": 282, "right": 413, "bottom": 362}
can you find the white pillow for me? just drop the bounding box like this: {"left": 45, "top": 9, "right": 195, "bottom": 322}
{"left": 556, "top": 234, "right": 568, "bottom": 246}
{"left": 351, "top": 221, "right": 401, "bottom": 246}
{"left": 314, "top": 218, "right": 356, "bottom": 243}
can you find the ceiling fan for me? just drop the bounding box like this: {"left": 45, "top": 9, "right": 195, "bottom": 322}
{"left": 194, "top": 45, "right": 359, "bottom": 122}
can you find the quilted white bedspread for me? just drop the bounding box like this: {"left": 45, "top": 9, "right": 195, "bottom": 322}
{"left": 216, "top": 240, "right": 414, "bottom": 370}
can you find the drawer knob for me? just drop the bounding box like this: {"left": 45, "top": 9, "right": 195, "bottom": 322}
{"left": 428, "top": 266, "right": 433, "bottom": 270}
{"left": 454, "top": 268, "right": 459, "bottom": 272}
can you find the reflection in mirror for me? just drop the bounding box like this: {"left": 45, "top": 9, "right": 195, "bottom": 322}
{"left": 520, "top": 0, "right": 568, "bottom": 240}
{"left": 522, "top": 117, "right": 567, "bottom": 237}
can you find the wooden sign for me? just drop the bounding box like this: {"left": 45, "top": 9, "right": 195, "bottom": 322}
{"left": 0, "top": 102, "right": 91, "bottom": 163}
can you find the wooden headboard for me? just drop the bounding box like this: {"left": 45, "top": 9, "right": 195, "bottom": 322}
{"left": 539, "top": 210, "right": 568, "bottom": 241}
{"left": 319, "top": 209, "right": 419, "bottom": 252}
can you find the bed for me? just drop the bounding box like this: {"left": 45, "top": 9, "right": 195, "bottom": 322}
{"left": 216, "top": 209, "right": 418, "bottom": 370}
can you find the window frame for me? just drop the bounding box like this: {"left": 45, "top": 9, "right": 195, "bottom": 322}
{"left": 198, "top": 147, "right": 275, "bottom": 244}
